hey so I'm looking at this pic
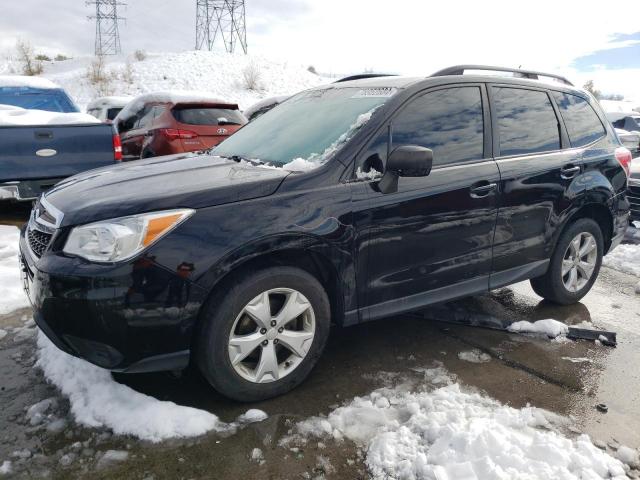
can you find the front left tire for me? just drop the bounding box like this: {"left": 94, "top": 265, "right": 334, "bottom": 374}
{"left": 196, "top": 266, "right": 331, "bottom": 402}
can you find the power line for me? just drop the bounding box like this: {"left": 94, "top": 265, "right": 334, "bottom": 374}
{"left": 196, "top": 0, "right": 247, "bottom": 54}
{"left": 87, "top": 0, "right": 126, "bottom": 56}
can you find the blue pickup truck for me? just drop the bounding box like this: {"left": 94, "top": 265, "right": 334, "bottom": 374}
{"left": 0, "top": 76, "right": 121, "bottom": 201}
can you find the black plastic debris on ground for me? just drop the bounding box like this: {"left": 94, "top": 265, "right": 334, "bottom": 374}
{"left": 567, "top": 328, "right": 617, "bottom": 347}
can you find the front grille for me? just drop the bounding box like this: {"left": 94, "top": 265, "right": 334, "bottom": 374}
{"left": 27, "top": 226, "right": 53, "bottom": 258}
{"left": 628, "top": 185, "right": 640, "bottom": 220}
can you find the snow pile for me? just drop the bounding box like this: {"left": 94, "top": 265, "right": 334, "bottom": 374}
{"left": 42, "top": 51, "right": 326, "bottom": 110}
{"left": 36, "top": 331, "right": 266, "bottom": 442}
{"left": 0, "top": 105, "right": 99, "bottom": 126}
{"left": 604, "top": 243, "right": 640, "bottom": 277}
{"left": 0, "top": 75, "right": 59, "bottom": 89}
{"left": 286, "top": 370, "right": 628, "bottom": 479}
{"left": 458, "top": 350, "right": 491, "bottom": 363}
{"left": 0, "top": 461, "right": 12, "bottom": 475}
{"left": 0, "top": 226, "right": 29, "bottom": 315}
{"left": 507, "top": 319, "right": 569, "bottom": 338}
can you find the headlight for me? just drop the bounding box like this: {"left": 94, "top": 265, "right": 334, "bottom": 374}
{"left": 63, "top": 209, "right": 194, "bottom": 262}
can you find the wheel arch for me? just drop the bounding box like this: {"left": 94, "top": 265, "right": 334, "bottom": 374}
{"left": 560, "top": 202, "right": 614, "bottom": 253}
{"left": 193, "top": 235, "right": 352, "bottom": 349}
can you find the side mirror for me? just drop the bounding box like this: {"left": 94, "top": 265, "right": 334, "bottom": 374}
{"left": 378, "top": 145, "right": 433, "bottom": 194}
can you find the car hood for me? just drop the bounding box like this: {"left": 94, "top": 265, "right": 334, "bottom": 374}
{"left": 44, "top": 153, "right": 290, "bottom": 227}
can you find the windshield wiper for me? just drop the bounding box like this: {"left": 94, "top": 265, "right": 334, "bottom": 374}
{"left": 228, "top": 155, "right": 266, "bottom": 167}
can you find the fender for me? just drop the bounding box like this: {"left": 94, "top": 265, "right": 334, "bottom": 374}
{"left": 195, "top": 229, "right": 357, "bottom": 316}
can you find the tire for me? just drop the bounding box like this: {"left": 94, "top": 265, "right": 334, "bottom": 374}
{"left": 530, "top": 218, "right": 604, "bottom": 305}
{"left": 196, "top": 266, "right": 331, "bottom": 402}
{"left": 140, "top": 149, "right": 155, "bottom": 159}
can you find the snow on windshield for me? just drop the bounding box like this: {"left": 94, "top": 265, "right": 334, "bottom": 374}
{"left": 0, "top": 75, "right": 59, "bottom": 89}
{"left": 283, "top": 108, "right": 378, "bottom": 172}
{"left": 0, "top": 105, "right": 100, "bottom": 126}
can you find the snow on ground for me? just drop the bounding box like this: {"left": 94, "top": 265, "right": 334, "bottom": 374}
{"left": 507, "top": 319, "right": 569, "bottom": 338}
{"left": 1, "top": 226, "right": 268, "bottom": 443}
{"left": 36, "top": 331, "right": 266, "bottom": 442}
{"left": 603, "top": 243, "right": 640, "bottom": 277}
{"left": 457, "top": 349, "right": 491, "bottom": 363}
{"left": 284, "top": 366, "right": 630, "bottom": 480}
{"left": 0, "top": 226, "right": 29, "bottom": 315}
{"left": 13, "top": 51, "right": 326, "bottom": 111}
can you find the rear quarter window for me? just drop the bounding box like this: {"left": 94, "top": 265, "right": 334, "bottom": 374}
{"left": 493, "top": 87, "right": 560, "bottom": 156}
{"left": 552, "top": 92, "right": 606, "bottom": 147}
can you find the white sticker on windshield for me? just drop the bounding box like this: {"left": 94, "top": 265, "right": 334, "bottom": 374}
{"left": 351, "top": 88, "right": 397, "bottom": 98}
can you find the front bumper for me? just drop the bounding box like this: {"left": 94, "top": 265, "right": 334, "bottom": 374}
{"left": 19, "top": 230, "right": 206, "bottom": 373}
{"left": 1, "top": 179, "right": 64, "bottom": 201}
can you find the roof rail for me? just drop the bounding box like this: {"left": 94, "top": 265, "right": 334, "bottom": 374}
{"left": 334, "top": 73, "right": 397, "bottom": 83}
{"left": 430, "top": 65, "right": 573, "bottom": 86}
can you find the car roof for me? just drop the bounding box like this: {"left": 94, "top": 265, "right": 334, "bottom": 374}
{"left": 325, "top": 73, "right": 589, "bottom": 97}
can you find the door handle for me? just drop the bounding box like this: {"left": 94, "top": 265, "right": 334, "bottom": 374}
{"left": 470, "top": 182, "right": 497, "bottom": 198}
{"left": 561, "top": 165, "right": 580, "bottom": 179}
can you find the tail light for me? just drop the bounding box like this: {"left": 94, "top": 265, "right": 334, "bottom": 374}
{"left": 615, "top": 146, "right": 632, "bottom": 177}
{"left": 158, "top": 129, "right": 199, "bottom": 140}
{"left": 113, "top": 134, "right": 122, "bottom": 162}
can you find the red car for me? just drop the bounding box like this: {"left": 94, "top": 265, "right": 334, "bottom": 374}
{"left": 115, "top": 93, "right": 247, "bottom": 160}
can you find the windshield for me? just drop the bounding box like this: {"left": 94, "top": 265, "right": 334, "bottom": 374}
{"left": 214, "top": 87, "right": 395, "bottom": 167}
{"left": 0, "top": 87, "right": 78, "bottom": 113}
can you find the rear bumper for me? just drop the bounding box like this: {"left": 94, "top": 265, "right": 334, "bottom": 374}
{"left": 1, "top": 179, "right": 64, "bottom": 201}
{"left": 19, "top": 230, "right": 206, "bottom": 373}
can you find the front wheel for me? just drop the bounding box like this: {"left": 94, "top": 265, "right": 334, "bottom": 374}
{"left": 196, "top": 267, "right": 330, "bottom": 402}
{"left": 530, "top": 218, "right": 603, "bottom": 305}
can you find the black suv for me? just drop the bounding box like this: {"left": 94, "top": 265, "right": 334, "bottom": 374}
{"left": 20, "top": 66, "right": 631, "bottom": 401}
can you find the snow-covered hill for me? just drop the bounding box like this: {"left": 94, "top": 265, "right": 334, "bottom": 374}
{"left": 2, "top": 51, "right": 326, "bottom": 111}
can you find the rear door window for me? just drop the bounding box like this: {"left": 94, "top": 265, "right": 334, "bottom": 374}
{"left": 391, "top": 86, "right": 484, "bottom": 166}
{"left": 173, "top": 107, "right": 246, "bottom": 126}
{"left": 493, "top": 87, "right": 560, "bottom": 156}
{"left": 552, "top": 92, "right": 606, "bottom": 147}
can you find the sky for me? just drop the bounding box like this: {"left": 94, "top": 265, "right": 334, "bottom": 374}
{"left": 1, "top": 0, "right": 640, "bottom": 101}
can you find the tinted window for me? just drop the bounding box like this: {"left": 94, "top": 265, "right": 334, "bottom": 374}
{"left": 391, "top": 87, "right": 484, "bottom": 165}
{"left": 107, "top": 107, "right": 122, "bottom": 121}
{"left": 494, "top": 87, "right": 560, "bottom": 156}
{"left": 552, "top": 92, "right": 605, "bottom": 147}
{"left": 173, "top": 107, "right": 246, "bottom": 126}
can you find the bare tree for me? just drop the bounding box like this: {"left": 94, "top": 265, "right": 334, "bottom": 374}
{"left": 583, "top": 80, "right": 601, "bottom": 100}
{"left": 242, "top": 62, "right": 262, "bottom": 91}
{"left": 86, "top": 56, "right": 114, "bottom": 96}
{"left": 16, "top": 39, "right": 43, "bottom": 76}
{"left": 133, "top": 49, "right": 147, "bottom": 62}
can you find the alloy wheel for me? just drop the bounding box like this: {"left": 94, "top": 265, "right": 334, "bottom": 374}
{"left": 561, "top": 232, "right": 598, "bottom": 293}
{"left": 228, "top": 288, "right": 316, "bottom": 383}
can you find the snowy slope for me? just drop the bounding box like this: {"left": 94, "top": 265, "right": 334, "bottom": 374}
{"left": 13, "top": 51, "right": 326, "bottom": 111}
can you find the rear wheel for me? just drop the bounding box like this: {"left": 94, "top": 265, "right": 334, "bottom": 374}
{"left": 530, "top": 218, "right": 603, "bottom": 305}
{"left": 196, "top": 267, "right": 330, "bottom": 401}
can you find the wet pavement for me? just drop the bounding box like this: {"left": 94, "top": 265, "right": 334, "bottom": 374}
{"left": 1, "top": 204, "right": 639, "bottom": 479}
